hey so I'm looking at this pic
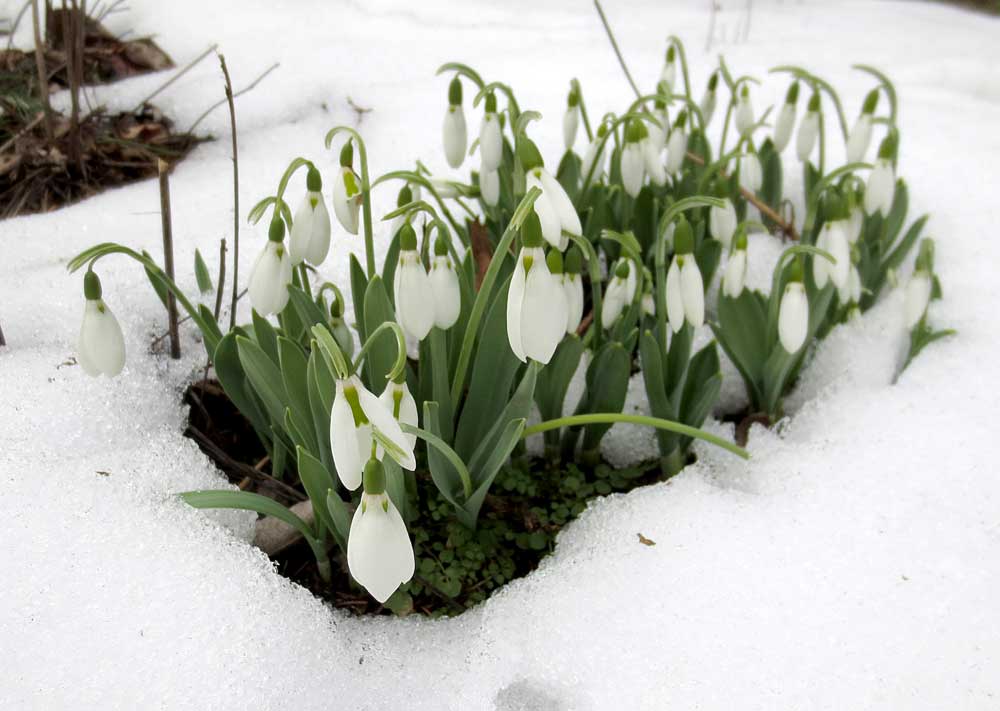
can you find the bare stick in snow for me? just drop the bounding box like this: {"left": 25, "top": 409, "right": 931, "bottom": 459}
{"left": 30, "top": 0, "right": 54, "bottom": 142}
{"left": 158, "top": 159, "right": 181, "bottom": 359}
{"left": 129, "top": 44, "right": 218, "bottom": 115}
{"left": 185, "top": 61, "right": 279, "bottom": 134}
{"left": 219, "top": 53, "right": 240, "bottom": 331}
{"left": 213, "top": 238, "right": 226, "bottom": 321}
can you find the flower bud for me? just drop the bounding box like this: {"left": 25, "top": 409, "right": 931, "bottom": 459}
{"left": 700, "top": 72, "right": 718, "bottom": 126}
{"left": 77, "top": 271, "right": 126, "bottom": 377}
{"left": 778, "top": 263, "right": 809, "bottom": 353}
{"left": 443, "top": 77, "right": 467, "bottom": 169}
{"left": 796, "top": 93, "right": 821, "bottom": 163}
{"left": 249, "top": 226, "right": 292, "bottom": 316}
{"left": 735, "top": 85, "right": 754, "bottom": 137}
{"left": 563, "top": 86, "right": 580, "bottom": 151}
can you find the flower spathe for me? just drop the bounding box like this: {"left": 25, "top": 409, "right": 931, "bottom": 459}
{"left": 330, "top": 375, "right": 416, "bottom": 490}
{"left": 506, "top": 214, "right": 567, "bottom": 364}
{"left": 289, "top": 190, "right": 332, "bottom": 266}
{"left": 904, "top": 270, "right": 932, "bottom": 328}
{"left": 778, "top": 281, "right": 809, "bottom": 353}
{"left": 77, "top": 272, "right": 125, "bottom": 377}
{"left": 347, "top": 489, "right": 415, "bottom": 604}
{"left": 563, "top": 103, "right": 579, "bottom": 151}
{"left": 700, "top": 73, "right": 718, "bottom": 126}
{"left": 248, "top": 231, "right": 292, "bottom": 316}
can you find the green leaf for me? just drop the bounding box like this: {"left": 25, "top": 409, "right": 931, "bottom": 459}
{"left": 458, "top": 418, "right": 526, "bottom": 529}
{"left": 383, "top": 457, "right": 409, "bottom": 524}
{"left": 382, "top": 229, "right": 402, "bottom": 308}
{"left": 639, "top": 329, "right": 678, "bottom": 457}
{"left": 296, "top": 446, "right": 337, "bottom": 536}
{"left": 287, "top": 284, "right": 328, "bottom": 330}
{"left": 421, "top": 401, "right": 467, "bottom": 510}
{"left": 468, "top": 361, "right": 539, "bottom": 477}
{"left": 580, "top": 342, "right": 630, "bottom": 451}
{"left": 180, "top": 490, "right": 315, "bottom": 541}
{"left": 306, "top": 351, "right": 335, "bottom": 472}
{"left": 556, "top": 149, "right": 582, "bottom": 201}
{"left": 884, "top": 179, "right": 909, "bottom": 245}
{"left": 362, "top": 276, "right": 397, "bottom": 389}
{"left": 250, "top": 310, "right": 279, "bottom": 364}
{"left": 198, "top": 304, "right": 223, "bottom": 358}
{"left": 534, "top": 336, "right": 585, "bottom": 421}
{"left": 213, "top": 331, "right": 271, "bottom": 441}
{"left": 278, "top": 337, "right": 312, "bottom": 440}
{"left": 194, "top": 248, "right": 214, "bottom": 294}
{"left": 712, "top": 287, "right": 768, "bottom": 409}
{"left": 325, "top": 489, "right": 353, "bottom": 547}
{"left": 236, "top": 336, "right": 289, "bottom": 427}
{"left": 349, "top": 253, "right": 368, "bottom": 343}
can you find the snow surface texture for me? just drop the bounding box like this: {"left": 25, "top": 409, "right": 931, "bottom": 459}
{"left": 2, "top": 1, "right": 999, "bottom": 709}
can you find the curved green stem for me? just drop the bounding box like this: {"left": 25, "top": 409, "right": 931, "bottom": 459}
{"left": 578, "top": 110, "right": 663, "bottom": 199}
{"left": 372, "top": 169, "right": 467, "bottom": 244}
{"left": 436, "top": 62, "right": 486, "bottom": 90}
{"left": 247, "top": 195, "right": 292, "bottom": 227}
{"left": 571, "top": 78, "right": 594, "bottom": 142}
{"left": 399, "top": 423, "right": 473, "bottom": 498}
{"left": 472, "top": 80, "right": 522, "bottom": 123}
{"left": 852, "top": 64, "right": 898, "bottom": 127}
{"left": 523, "top": 413, "right": 748, "bottom": 460}
{"left": 352, "top": 320, "right": 407, "bottom": 382}
{"left": 311, "top": 323, "right": 351, "bottom": 379}
{"left": 317, "top": 281, "right": 345, "bottom": 313}
{"left": 325, "top": 126, "right": 376, "bottom": 278}
{"left": 770, "top": 65, "right": 849, "bottom": 142}
{"left": 667, "top": 36, "right": 694, "bottom": 128}
{"left": 802, "top": 161, "right": 873, "bottom": 235}
{"left": 274, "top": 156, "right": 313, "bottom": 207}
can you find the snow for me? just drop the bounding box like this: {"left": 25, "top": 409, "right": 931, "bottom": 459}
{"left": 2, "top": 0, "right": 1000, "bottom": 709}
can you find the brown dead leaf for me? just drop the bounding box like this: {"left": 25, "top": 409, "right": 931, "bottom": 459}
{"left": 637, "top": 533, "right": 656, "bottom": 546}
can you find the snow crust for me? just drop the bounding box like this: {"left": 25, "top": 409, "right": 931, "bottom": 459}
{"left": 2, "top": 1, "right": 999, "bottom": 709}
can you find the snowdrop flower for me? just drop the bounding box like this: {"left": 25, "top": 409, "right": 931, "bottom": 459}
{"left": 904, "top": 270, "right": 932, "bottom": 328}
{"left": 839, "top": 264, "right": 862, "bottom": 305}
{"left": 378, "top": 379, "right": 418, "bottom": 449}
{"left": 289, "top": 166, "right": 332, "bottom": 266}
{"left": 520, "top": 137, "right": 582, "bottom": 250}
{"left": 644, "top": 132, "right": 667, "bottom": 187}
{"left": 738, "top": 150, "right": 762, "bottom": 193}
{"left": 393, "top": 223, "right": 434, "bottom": 341}
{"left": 506, "top": 212, "right": 568, "bottom": 363}
{"left": 709, "top": 197, "right": 738, "bottom": 249}
{"left": 602, "top": 260, "right": 634, "bottom": 327}
{"left": 778, "top": 262, "right": 809, "bottom": 353}
{"left": 641, "top": 288, "right": 655, "bottom": 317}
{"left": 562, "top": 247, "right": 585, "bottom": 334}
{"left": 330, "top": 374, "right": 416, "bottom": 491}
{"left": 620, "top": 120, "right": 647, "bottom": 198}
{"left": 479, "top": 91, "right": 503, "bottom": 172}
{"left": 77, "top": 271, "right": 125, "bottom": 377}
{"left": 332, "top": 142, "right": 362, "bottom": 235}
{"left": 846, "top": 202, "right": 864, "bottom": 244}
{"left": 796, "top": 93, "right": 821, "bottom": 163}
{"left": 660, "top": 45, "right": 677, "bottom": 97}
{"left": 722, "top": 232, "right": 748, "bottom": 299}
{"left": 813, "top": 217, "right": 850, "bottom": 290}
{"left": 648, "top": 96, "right": 668, "bottom": 153}
{"left": 864, "top": 137, "right": 896, "bottom": 217}
{"left": 443, "top": 77, "right": 467, "bottom": 169}
{"left": 347, "top": 459, "right": 415, "bottom": 603}
{"left": 429, "top": 177, "right": 460, "bottom": 199}
{"left": 429, "top": 236, "right": 461, "bottom": 330}
{"left": 772, "top": 81, "right": 800, "bottom": 154}
{"left": 700, "top": 72, "right": 718, "bottom": 126}
{"left": 328, "top": 295, "right": 355, "bottom": 360}
{"left": 581, "top": 123, "right": 609, "bottom": 181}
{"left": 846, "top": 89, "right": 879, "bottom": 164}
{"left": 665, "top": 218, "right": 704, "bottom": 332}
{"left": 480, "top": 165, "right": 500, "bottom": 207}
{"left": 734, "top": 84, "right": 754, "bottom": 137}
{"left": 563, "top": 86, "right": 580, "bottom": 152}
{"left": 665, "top": 111, "right": 688, "bottom": 175}
{"left": 249, "top": 218, "right": 292, "bottom": 316}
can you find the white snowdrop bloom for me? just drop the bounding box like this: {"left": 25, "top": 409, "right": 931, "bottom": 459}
{"left": 813, "top": 220, "right": 850, "bottom": 290}
{"left": 772, "top": 82, "right": 800, "bottom": 154}
{"left": 289, "top": 171, "right": 332, "bottom": 265}
{"left": 735, "top": 85, "right": 754, "bottom": 137}
{"left": 602, "top": 261, "right": 633, "bottom": 326}
{"left": 865, "top": 158, "right": 895, "bottom": 217}
{"left": 709, "top": 198, "right": 738, "bottom": 249}
{"left": 347, "top": 461, "right": 415, "bottom": 603}
{"left": 620, "top": 121, "right": 647, "bottom": 198}
{"left": 563, "top": 89, "right": 580, "bottom": 151}
{"left": 739, "top": 151, "right": 762, "bottom": 192}
{"left": 248, "top": 220, "right": 292, "bottom": 316}
{"left": 904, "top": 271, "right": 932, "bottom": 328}
{"left": 665, "top": 220, "right": 703, "bottom": 331}
{"left": 723, "top": 244, "right": 748, "bottom": 299}
{"left": 77, "top": 271, "right": 125, "bottom": 377}
{"left": 330, "top": 375, "right": 416, "bottom": 491}
{"left": 838, "top": 265, "right": 862, "bottom": 305}
{"left": 581, "top": 126, "right": 609, "bottom": 180}
{"left": 562, "top": 248, "right": 585, "bottom": 334}
{"left": 332, "top": 165, "right": 362, "bottom": 235}
{"left": 520, "top": 138, "right": 581, "bottom": 250}
{"left": 679, "top": 256, "right": 704, "bottom": 328}
{"left": 480, "top": 166, "right": 500, "bottom": 207}
{"left": 644, "top": 135, "right": 667, "bottom": 186}
{"left": 506, "top": 214, "right": 568, "bottom": 364}
{"left": 700, "top": 73, "right": 719, "bottom": 126}
{"left": 443, "top": 77, "right": 467, "bottom": 169}
{"left": 393, "top": 224, "right": 435, "bottom": 341}
{"left": 429, "top": 241, "right": 461, "bottom": 330}
{"left": 665, "top": 121, "right": 688, "bottom": 175}
{"left": 665, "top": 259, "right": 685, "bottom": 332}
{"left": 796, "top": 109, "right": 820, "bottom": 163}
{"left": 660, "top": 46, "right": 677, "bottom": 96}
{"left": 648, "top": 106, "right": 668, "bottom": 152}
{"left": 429, "top": 177, "right": 460, "bottom": 199}
{"left": 378, "top": 380, "right": 418, "bottom": 450}
{"left": 641, "top": 290, "right": 656, "bottom": 317}
{"left": 479, "top": 92, "right": 503, "bottom": 172}
{"left": 846, "top": 205, "right": 864, "bottom": 244}
{"left": 846, "top": 89, "right": 879, "bottom": 164}
{"left": 778, "top": 281, "right": 809, "bottom": 353}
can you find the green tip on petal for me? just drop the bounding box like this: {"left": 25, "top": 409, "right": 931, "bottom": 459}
{"left": 306, "top": 165, "right": 322, "bottom": 192}
{"left": 877, "top": 133, "right": 897, "bottom": 160}
{"left": 516, "top": 136, "right": 544, "bottom": 171}
{"left": 567, "top": 86, "right": 580, "bottom": 108}
{"left": 397, "top": 185, "right": 413, "bottom": 208}
{"left": 596, "top": 123, "right": 609, "bottom": 139}
{"left": 521, "top": 210, "right": 544, "bottom": 248}
{"left": 673, "top": 110, "right": 688, "bottom": 129}
{"left": 83, "top": 270, "right": 102, "bottom": 300}
{"left": 363, "top": 458, "right": 387, "bottom": 495}
{"left": 399, "top": 222, "right": 418, "bottom": 251}
{"left": 546, "top": 249, "right": 564, "bottom": 274}
{"left": 823, "top": 190, "right": 847, "bottom": 221}
{"left": 666, "top": 45, "right": 675, "bottom": 62}
{"left": 564, "top": 245, "right": 583, "bottom": 274}
{"left": 339, "top": 141, "right": 354, "bottom": 168}
{"left": 788, "top": 255, "right": 805, "bottom": 283}
{"left": 740, "top": 84, "right": 749, "bottom": 99}
{"left": 625, "top": 119, "right": 646, "bottom": 144}
{"left": 485, "top": 91, "right": 497, "bottom": 113}
{"left": 330, "top": 295, "right": 344, "bottom": 318}
{"left": 614, "top": 260, "right": 630, "bottom": 279}
{"left": 707, "top": 72, "right": 718, "bottom": 91}
{"left": 786, "top": 80, "right": 800, "bottom": 104}
{"left": 807, "top": 92, "right": 821, "bottom": 112}
{"left": 674, "top": 216, "right": 694, "bottom": 254}
{"left": 735, "top": 229, "right": 748, "bottom": 251}
{"left": 434, "top": 235, "right": 448, "bottom": 256}
{"left": 448, "top": 76, "right": 462, "bottom": 106}
{"left": 862, "top": 88, "right": 879, "bottom": 115}
{"left": 268, "top": 217, "right": 286, "bottom": 242}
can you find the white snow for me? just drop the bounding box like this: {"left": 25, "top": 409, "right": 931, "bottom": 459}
{"left": 2, "top": 0, "right": 1000, "bottom": 709}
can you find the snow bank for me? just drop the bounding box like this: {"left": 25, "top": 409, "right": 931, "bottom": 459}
{"left": 2, "top": 1, "right": 999, "bottom": 709}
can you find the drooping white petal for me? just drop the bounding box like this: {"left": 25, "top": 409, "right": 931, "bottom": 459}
{"left": 248, "top": 241, "right": 291, "bottom": 316}
{"left": 904, "top": 271, "right": 932, "bottom": 328}
{"left": 538, "top": 168, "right": 583, "bottom": 238}
{"left": 624, "top": 261, "right": 638, "bottom": 302}
{"left": 347, "top": 493, "right": 415, "bottom": 603}
{"left": 563, "top": 274, "right": 584, "bottom": 334}
{"left": 288, "top": 194, "right": 315, "bottom": 265}
{"left": 601, "top": 277, "right": 629, "bottom": 326}
{"left": 355, "top": 376, "right": 416, "bottom": 471}
{"left": 78, "top": 300, "right": 125, "bottom": 377}
{"left": 330, "top": 380, "right": 364, "bottom": 490}
{"left": 846, "top": 114, "right": 873, "bottom": 164}
{"left": 660, "top": 60, "right": 676, "bottom": 94}
{"left": 291, "top": 191, "right": 333, "bottom": 266}
{"left": 480, "top": 167, "right": 500, "bottom": 207}
{"left": 735, "top": 94, "right": 754, "bottom": 136}
{"left": 563, "top": 106, "right": 579, "bottom": 151}
{"left": 865, "top": 159, "right": 895, "bottom": 217}
{"left": 479, "top": 113, "right": 503, "bottom": 172}
{"left": 642, "top": 292, "right": 655, "bottom": 316}
{"left": 526, "top": 172, "right": 565, "bottom": 250}
{"left": 723, "top": 250, "right": 747, "bottom": 299}
{"left": 796, "top": 111, "right": 820, "bottom": 163}
{"left": 846, "top": 206, "right": 864, "bottom": 244}
{"left": 443, "top": 106, "right": 468, "bottom": 169}
{"left": 679, "top": 256, "right": 705, "bottom": 328}
{"left": 773, "top": 102, "right": 796, "bottom": 153}
{"left": 709, "top": 199, "right": 738, "bottom": 249}
{"left": 665, "top": 128, "right": 687, "bottom": 174}
{"left": 378, "top": 381, "right": 419, "bottom": 449}
{"left": 665, "top": 259, "right": 685, "bottom": 333}
{"left": 620, "top": 142, "right": 645, "bottom": 198}
{"left": 519, "top": 257, "right": 566, "bottom": 364}
{"left": 739, "top": 152, "right": 762, "bottom": 192}
{"left": 394, "top": 251, "right": 434, "bottom": 341}
{"left": 506, "top": 252, "right": 528, "bottom": 361}
{"left": 827, "top": 221, "right": 851, "bottom": 290}
{"left": 581, "top": 137, "right": 607, "bottom": 180}
{"left": 778, "top": 282, "right": 809, "bottom": 353}
{"left": 839, "top": 265, "right": 862, "bottom": 304}
{"left": 644, "top": 137, "right": 667, "bottom": 185}
{"left": 304, "top": 195, "right": 332, "bottom": 265}
{"left": 813, "top": 226, "right": 831, "bottom": 289}
{"left": 429, "top": 256, "right": 461, "bottom": 329}
{"left": 648, "top": 110, "right": 668, "bottom": 152}
{"left": 700, "top": 90, "right": 717, "bottom": 126}
{"left": 332, "top": 167, "right": 361, "bottom": 235}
